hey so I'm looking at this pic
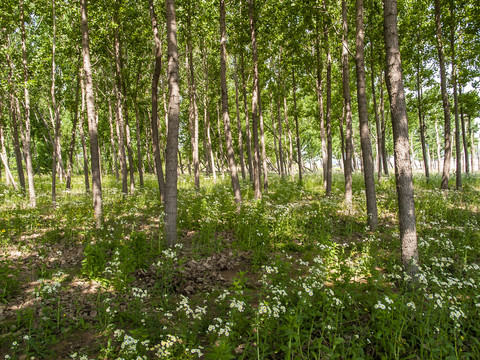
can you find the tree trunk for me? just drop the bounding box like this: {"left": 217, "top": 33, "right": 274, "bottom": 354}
{"left": 81, "top": 0, "right": 103, "bottom": 227}
{"left": 249, "top": 0, "right": 262, "bottom": 199}
{"left": 380, "top": 72, "right": 389, "bottom": 175}
{"left": 240, "top": 52, "right": 254, "bottom": 183}
{"left": 233, "top": 55, "right": 246, "bottom": 180}
{"left": 356, "top": 0, "right": 378, "bottom": 230}
{"left": 435, "top": 119, "right": 442, "bottom": 173}
{"left": 416, "top": 55, "right": 429, "bottom": 181}
{"left": 201, "top": 42, "right": 216, "bottom": 182}
{"left": 220, "top": 0, "right": 242, "bottom": 203}
{"left": 51, "top": 0, "right": 59, "bottom": 204}
{"left": 106, "top": 86, "right": 119, "bottom": 180}
{"left": 20, "top": 0, "right": 36, "bottom": 206}
{"left": 324, "top": 2, "right": 333, "bottom": 195}
{"left": 384, "top": 0, "right": 418, "bottom": 277}
{"left": 186, "top": 11, "right": 200, "bottom": 190}
{"left": 316, "top": 16, "right": 327, "bottom": 190}
{"left": 371, "top": 52, "right": 383, "bottom": 179}
{"left": 164, "top": 0, "right": 181, "bottom": 246}
{"left": 450, "top": 2, "right": 461, "bottom": 189}
{"left": 434, "top": 0, "right": 452, "bottom": 190}
{"left": 149, "top": 0, "right": 166, "bottom": 200}
{"left": 283, "top": 93, "right": 293, "bottom": 177}
{"left": 292, "top": 68, "right": 302, "bottom": 182}
{"left": 79, "top": 73, "right": 90, "bottom": 192}
{"left": 134, "top": 99, "right": 144, "bottom": 188}
{"left": 459, "top": 87, "right": 469, "bottom": 173}
{"left": 66, "top": 71, "right": 80, "bottom": 190}
{"left": 342, "top": 0, "right": 353, "bottom": 205}
{"left": 276, "top": 92, "right": 285, "bottom": 176}
{"left": 258, "top": 92, "right": 268, "bottom": 191}
{"left": 216, "top": 103, "right": 225, "bottom": 175}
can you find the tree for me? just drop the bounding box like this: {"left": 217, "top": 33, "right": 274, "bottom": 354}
{"left": 81, "top": 0, "right": 103, "bottom": 228}
{"left": 356, "top": 0, "right": 378, "bottom": 230}
{"left": 384, "top": 0, "right": 418, "bottom": 277}
{"left": 220, "top": 0, "right": 242, "bottom": 203}
{"left": 164, "top": 0, "right": 181, "bottom": 246}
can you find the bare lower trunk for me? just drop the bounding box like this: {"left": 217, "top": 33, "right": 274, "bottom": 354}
{"left": 324, "top": 4, "right": 333, "bottom": 195}
{"left": 276, "top": 93, "right": 285, "bottom": 176}
{"left": 435, "top": 119, "right": 442, "bottom": 173}
{"left": 450, "top": 3, "right": 461, "bottom": 189}
{"left": 316, "top": 17, "right": 327, "bottom": 189}
{"left": 249, "top": 0, "right": 262, "bottom": 199}
{"left": 107, "top": 88, "right": 119, "bottom": 179}
{"left": 164, "top": 0, "right": 181, "bottom": 246}
{"left": 20, "top": 0, "right": 35, "bottom": 205}
{"left": 240, "top": 52, "right": 253, "bottom": 183}
{"left": 356, "top": 0, "right": 378, "bottom": 230}
{"left": 258, "top": 92, "right": 268, "bottom": 191}
{"left": 233, "top": 55, "right": 246, "bottom": 180}
{"left": 384, "top": 0, "right": 418, "bottom": 277}
{"left": 220, "top": 0, "right": 242, "bottom": 202}
{"left": 292, "top": 68, "right": 302, "bottom": 182}
{"left": 81, "top": 0, "right": 103, "bottom": 227}
{"left": 202, "top": 43, "right": 216, "bottom": 182}
{"left": 434, "top": 0, "right": 452, "bottom": 190}
{"left": 149, "top": 0, "right": 166, "bottom": 200}
{"left": 371, "top": 53, "right": 383, "bottom": 179}
{"left": 283, "top": 94, "right": 293, "bottom": 177}
{"left": 416, "top": 58, "right": 429, "bottom": 181}
{"left": 460, "top": 87, "right": 469, "bottom": 173}
{"left": 66, "top": 72, "right": 80, "bottom": 190}
{"left": 380, "top": 73, "right": 389, "bottom": 175}
{"left": 79, "top": 73, "right": 90, "bottom": 192}
{"left": 342, "top": 0, "right": 353, "bottom": 205}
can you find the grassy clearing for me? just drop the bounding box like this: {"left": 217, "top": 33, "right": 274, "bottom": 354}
{"left": 1, "top": 172, "right": 479, "bottom": 359}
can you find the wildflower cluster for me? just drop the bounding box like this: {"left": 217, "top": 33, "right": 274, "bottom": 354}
{"left": 176, "top": 295, "right": 207, "bottom": 320}
{"left": 207, "top": 318, "right": 232, "bottom": 337}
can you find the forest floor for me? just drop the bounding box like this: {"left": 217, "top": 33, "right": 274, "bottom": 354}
{"left": 1, "top": 172, "right": 480, "bottom": 359}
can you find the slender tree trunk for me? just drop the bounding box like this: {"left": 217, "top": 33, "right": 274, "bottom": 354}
{"left": 459, "top": 87, "right": 469, "bottom": 173}
{"left": 149, "top": 0, "right": 166, "bottom": 200}
{"left": 380, "top": 72, "right": 389, "bottom": 175}
{"left": 233, "top": 55, "right": 246, "bottom": 180}
{"left": 292, "top": 68, "right": 302, "bottom": 182}
{"left": 371, "top": 52, "right": 383, "bottom": 178}
{"left": 434, "top": 0, "right": 452, "bottom": 189}
{"left": 435, "top": 118, "right": 442, "bottom": 173}
{"left": 316, "top": 16, "right": 327, "bottom": 190}
{"left": 416, "top": 56, "right": 429, "bottom": 181}
{"left": 202, "top": 43, "right": 216, "bottom": 182}
{"left": 186, "top": 12, "right": 200, "bottom": 190}
{"left": 134, "top": 99, "right": 144, "bottom": 188}
{"left": 249, "top": 0, "right": 262, "bottom": 199}
{"left": 20, "top": 0, "right": 35, "bottom": 206}
{"left": 107, "top": 86, "right": 119, "bottom": 180}
{"left": 276, "top": 92, "right": 285, "bottom": 176}
{"left": 284, "top": 92, "right": 293, "bottom": 177}
{"left": 220, "top": 0, "right": 242, "bottom": 202}
{"left": 216, "top": 103, "right": 225, "bottom": 175}
{"left": 468, "top": 115, "right": 474, "bottom": 172}
{"left": 342, "top": 0, "right": 353, "bottom": 205}
{"left": 0, "top": 111, "right": 15, "bottom": 188}
{"left": 240, "top": 52, "right": 253, "bottom": 183}
{"left": 66, "top": 71, "right": 80, "bottom": 190}
{"left": 450, "top": 2, "right": 461, "bottom": 189}
{"left": 356, "top": 0, "right": 378, "bottom": 230}
{"left": 79, "top": 73, "right": 90, "bottom": 192}
{"left": 81, "top": 0, "right": 103, "bottom": 227}
{"left": 384, "top": 0, "right": 418, "bottom": 277}
{"left": 270, "top": 94, "right": 280, "bottom": 174}
{"left": 324, "top": 3, "right": 333, "bottom": 195}
{"left": 114, "top": 74, "right": 128, "bottom": 194}
{"left": 258, "top": 92, "right": 268, "bottom": 191}
{"left": 164, "top": 0, "right": 181, "bottom": 246}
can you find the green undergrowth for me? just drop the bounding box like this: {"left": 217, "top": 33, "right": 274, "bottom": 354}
{"left": 1, "top": 172, "right": 480, "bottom": 359}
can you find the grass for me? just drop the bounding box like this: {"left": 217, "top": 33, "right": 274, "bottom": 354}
{"left": 0, "top": 171, "right": 479, "bottom": 359}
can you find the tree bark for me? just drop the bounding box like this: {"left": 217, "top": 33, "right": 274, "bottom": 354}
{"left": 51, "top": 0, "right": 60, "bottom": 204}
{"left": 292, "top": 68, "right": 302, "bottom": 182}
{"left": 66, "top": 70, "right": 81, "bottom": 190}
{"left": 79, "top": 72, "right": 90, "bottom": 192}
{"left": 233, "top": 55, "right": 246, "bottom": 180}
{"left": 435, "top": 118, "right": 442, "bottom": 173}
{"left": 316, "top": 15, "right": 327, "bottom": 190}
{"left": 220, "top": 0, "right": 242, "bottom": 202}
{"left": 371, "top": 51, "right": 383, "bottom": 179}
{"left": 459, "top": 87, "right": 469, "bottom": 173}
{"left": 384, "top": 0, "right": 418, "bottom": 277}
{"left": 416, "top": 54, "right": 429, "bottom": 181}
{"left": 258, "top": 92, "right": 268, "bottom": 191}
{"left": 20, "top": 0, "right": 36, "bottom": 206}
{"left": 164, "top": 0, "right": 181, "bottom": 246}
{"left": 450, "top": 2, "right": 461, "bottom": 189}
{"left": 186, "top": 9, "right": 200, "bottom": 190}
{"left": 106, "top": 85, "right": 119, "bottom": 180}
{"left": 324, "top": 2, "right": 333, "bottom": 195}
{"left": 356, "top": 0, "right": 378, "bottom": 230}
{"left": 240, "top": 52, "right": 253, "bottom": 183}
{"left": 434, "top": 0, "right": 452, "bottom": 190}
{"left": 342, "top": 0, "right": 353, "bottom": 205}
{"left": 276, "top": 91, "right": 285, "bottom": 176}
{"left": 149, "top": 0, "right": 166, "bottom": 200}
{"left": 380, "top": 72, "right": 389, "bottom": 175}
{"left": 81, "top": 0, "right": 103, "bottom": 227}
{"left": 201, "top": 42, "right": 216, "bottom": 182}
{"left": 249, "top": 0, "right": 262, "bottom": 199}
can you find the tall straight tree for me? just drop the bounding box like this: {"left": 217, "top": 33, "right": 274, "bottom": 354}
{"left": 384, "top": 0, "right": 418, "bottom": 277}
{"left": 342, "top": 0, "right": 353, "bottom": 205}
{"left": 434, "top": 0, "right": 452, "bottom": 190}
{"left": 149, "top": 0, "right": 165, "bottom": 200}
{"left": 240, "top": 51, "right": 253, "bottom": 182}
{"left": 220, "top": 0, "right": 242, "bottom": 203}
{"left": 324, "top": 0, "right": 333, "bottom": 195}
{"left": 450, "top": 1, "right": 461, "bottom": 189}
{"left": 249, "top": 0, "right": 262, "bottom": 199}
{"left": 20, "top": 0, "right": 35, "bottom": 206}
{"left": 81, "top": 0, "right": 103, "bottom": 228}
{"left": 233, "top": 55, "right": 247, "bottom": 180}
{"left": 356, "top": 0, "right": 378, "bottom": 230}
{"left": 292, "top": 68, "right": 302, "bottom": 182}
{"left": 164, "top": 0, "right": 181, "bottom": 246}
